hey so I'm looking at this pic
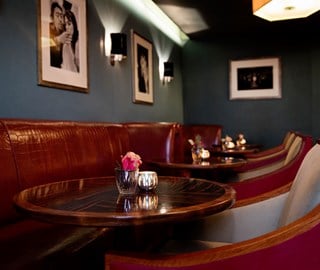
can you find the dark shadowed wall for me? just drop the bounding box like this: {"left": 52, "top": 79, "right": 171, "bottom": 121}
{"left": 1, "top": 0, "right": 320, "bottom": 148}
{"left": 182, "top": 35, "right": 319, "bottom": 147}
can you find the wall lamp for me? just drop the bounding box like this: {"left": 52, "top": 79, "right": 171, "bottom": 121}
{"left": 163, "top": 62, "right": 174, "bottom": 84}
{"left": 110, "top": 33, "right": 127, "bottom": 66}
{"left": 252, "top": 0, "right": 320, "bottom": 21}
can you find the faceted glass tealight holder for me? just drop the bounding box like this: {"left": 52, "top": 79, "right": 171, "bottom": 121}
{"left": 115, "top": 168, "right": 138, "bottom": 194}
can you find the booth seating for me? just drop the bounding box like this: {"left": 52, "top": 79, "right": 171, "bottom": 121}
{"left": 105, "top": 142, "right": 320, "bottom": 270}
{"left": 0, "top": 119, "right": 222, "bottom": 269}
{"left": 124, "top": 122, "right": 179, "bottom": 165}
{"left": 173, "top": 124, "right": 223, "bottom": 160}
{"left": 0, "top": 120, "right": 131, "bottom": 270}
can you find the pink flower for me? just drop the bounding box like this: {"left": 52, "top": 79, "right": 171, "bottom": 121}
{"left": 121, "top": 151, "right": 142, "bottom": 171}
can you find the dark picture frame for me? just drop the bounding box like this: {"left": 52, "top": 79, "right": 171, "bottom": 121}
{"left": 131, "top": 30, "right": 153, "bottom": 104}
{"left": 38, "top": 0, "right": 88, "bottom": 93}
{"left": 230, "top": 57, "right": 281, "bottom": 100}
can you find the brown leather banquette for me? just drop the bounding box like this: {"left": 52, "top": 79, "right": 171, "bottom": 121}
{"left": 0, "top": 118, "right": 222, "bottom": 270}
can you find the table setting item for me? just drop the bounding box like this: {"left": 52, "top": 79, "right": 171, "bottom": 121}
{"left": 138, "top": 171, "right": 158, "bottom": 191}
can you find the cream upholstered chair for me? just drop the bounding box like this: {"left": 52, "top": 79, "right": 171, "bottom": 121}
{"left": 245, "top": 130, "right": 296, "bottom": 161}
{"left": 234, "top": 133, "right": 312, "bottom": 181}
{"left": 105, "top": 142, "right": 320, "bottom": 270}
{"left": 228, "top": 133, "right": 313, "bottom": 201}
{"left": 229, "top": 131, "right": 295, "bottom": 176}
{"left": 192, "top": 142, "right": 320, "bottom": 243}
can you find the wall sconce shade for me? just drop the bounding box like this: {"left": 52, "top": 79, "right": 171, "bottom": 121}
{"left": 252, "top": 0, "right": 320, "bottom": 21}
{"left": 110, "top": 33, "right": 127, "bottom": 65}
{"left": 163, "top": 62, "right": 174, "bottom": 84}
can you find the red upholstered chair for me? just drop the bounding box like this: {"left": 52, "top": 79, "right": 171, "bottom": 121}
{"left": 232, "top": 132, "right": 312, "bottom": 182}
{"left": 230, "top": 133, "right": 313, "bottom": 200}
{"left": 245, "top": 130, "right": 296, "bottom": 161}
{"left": 105, "top": 142, "right": 320, "bottom": 270}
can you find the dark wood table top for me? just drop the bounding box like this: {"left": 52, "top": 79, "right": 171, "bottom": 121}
{"left": 146, "top": 156, "right": 247, "bottom": 170}
{"left": 216, "top": 144, "right": 261, "bottom": 157}
{"left": 13, "top": 176, "right": 235, "bottom": 227}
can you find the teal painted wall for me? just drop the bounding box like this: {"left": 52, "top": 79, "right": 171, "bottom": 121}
{"left": 182, "top": 35, "right": 319, "bottom": 147}
{"left": 1, "top": 0, "right": 320, "bottom": 148}
{"left": 0, "top": 0, "right": 184, "bottom": 122}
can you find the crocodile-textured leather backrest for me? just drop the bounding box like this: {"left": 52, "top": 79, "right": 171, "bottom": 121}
{"left": 3, "top": 120, "right": 129, "bottom": 189}
{"left": 0, "top": 121, "right": 20, "bottom": 224}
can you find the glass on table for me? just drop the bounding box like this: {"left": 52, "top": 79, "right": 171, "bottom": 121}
{"left": 115, "top": 168, "right": 138, "bottom": 194}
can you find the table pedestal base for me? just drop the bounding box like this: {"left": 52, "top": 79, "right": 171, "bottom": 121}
{"left": 111, "top": 223, "right": 174, "bottom": 252}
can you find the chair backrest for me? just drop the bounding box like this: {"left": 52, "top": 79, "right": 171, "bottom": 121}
{"left": 124, "top": 122, "right": 178, "bottom": 163}
{"left": 283, "top": 135, "right": 302, "bottom": 165}
{"left": 237, "top": 134, "right": 306, "bottom": 181}
{"left": 4, "top": 120, "right": 129, "bottom": 188}
{"left": 278, "top": 143, "right": 320, "bottom": 227}
{"left": 232, "top": 134, "right": 313, "bottom": 201}
{"left": 283, "top": 132, "right": 296, "bottom": 150}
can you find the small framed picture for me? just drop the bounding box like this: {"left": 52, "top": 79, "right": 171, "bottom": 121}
{"left": 38, "top": 0, "right": 88, "bottom": 92}
{"left": 229, "top": 57, "right": 281, "bottom": 100}
{"left": 131, "top": 30, "right": 153, "bottom": 104}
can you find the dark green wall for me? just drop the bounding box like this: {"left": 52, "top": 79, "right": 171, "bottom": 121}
{"left": 1, "top": 0, "right": 320, "bottom": 148}
{"left": 0, "top": 0, "right": 184, "bottom": 122}
{"left": 182, "top": 35, "right": 319, "bottom": 147}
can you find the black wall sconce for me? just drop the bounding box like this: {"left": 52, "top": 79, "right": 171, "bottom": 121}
{"left": 110, "top": 33, "right": 127, "bottom": 66}
{"left": 163, "top": 62, "right": 174, "bottom": 84}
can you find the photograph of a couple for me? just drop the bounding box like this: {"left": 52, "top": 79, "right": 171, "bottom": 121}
{"left": 50, "top": 0, "right": 79, "bottom": 72}
{"left": 38, "top": 0, "right": 88, "bottom": 92}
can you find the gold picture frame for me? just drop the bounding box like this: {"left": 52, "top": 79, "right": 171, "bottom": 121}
{"left": 38, "top": 0, "right": 88, "bottom": 93}
{"left": 230, "top": 57, "right": 281, "bottom": 100}
{"left": 131, "top": 30, "right": 153, "bottom": 104}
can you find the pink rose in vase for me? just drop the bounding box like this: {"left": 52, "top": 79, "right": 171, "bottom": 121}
{"left": 121, "top": 151, "right": 142, "bottom": 171}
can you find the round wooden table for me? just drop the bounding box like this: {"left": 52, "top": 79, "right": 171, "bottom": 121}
{"left": 13, "top": 176, "right": 236, "bottom": 227}
{"left": 216, "top": 144, "right": 261, "bottom": 158}
{"left": 146, "top": 157, "right": 247, "bottom": 179}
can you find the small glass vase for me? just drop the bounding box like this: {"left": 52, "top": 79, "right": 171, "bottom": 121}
{"left": 116, "top": 195, "right": 138, "bottom": 212}
{"left": 115, "top": 168, "right": 138, "bottom": 195}
{"left": 191, "top": 147, "right": 202, "bottom": 163}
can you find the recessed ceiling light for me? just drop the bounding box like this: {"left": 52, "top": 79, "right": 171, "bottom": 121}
{"left": 253, "top": 0, "right": 320, "bottom": 21}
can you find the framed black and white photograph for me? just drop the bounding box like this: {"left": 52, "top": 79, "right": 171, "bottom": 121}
{"left": 229, "top": 57, "right": 281, "bottom": 100}
{"left": 38, "top": 0, "right": 88, "bottom": 92}
{"left": 131, "top": 30, "right": 153, "bottom": 104}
